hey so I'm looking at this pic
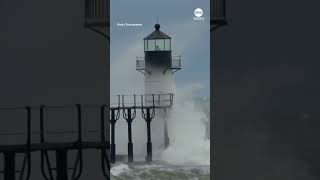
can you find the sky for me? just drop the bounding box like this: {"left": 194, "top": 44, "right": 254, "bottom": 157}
{"left": 110, "top": 0, "right": 210, "bottom": 97}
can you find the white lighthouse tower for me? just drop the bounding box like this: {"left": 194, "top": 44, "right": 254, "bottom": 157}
{"left": 136, "top": 23, "right": 181, "bottom": 150}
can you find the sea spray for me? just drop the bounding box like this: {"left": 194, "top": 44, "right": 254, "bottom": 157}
{"left": 161, "top": 84, "right": 210, "bottom": 165}
{"left": 110, "top": 84, "right": 210, "bottom": 179}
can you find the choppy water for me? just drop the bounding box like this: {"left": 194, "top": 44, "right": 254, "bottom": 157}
{"left": 111, "top": 90, "right": 210, "bottom": 180}
{"left": 111, "top": 163, "right": 210, "bottom": 180}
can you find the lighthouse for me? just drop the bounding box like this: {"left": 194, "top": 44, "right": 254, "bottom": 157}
{"left": 136, "top": 23, "right": 181, "bottom": 150}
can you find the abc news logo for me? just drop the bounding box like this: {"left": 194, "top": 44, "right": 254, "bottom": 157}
{"left": 193, "top": 8, "right": 204, "bottom": 21}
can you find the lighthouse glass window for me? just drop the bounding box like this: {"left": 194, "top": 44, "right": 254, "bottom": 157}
{"left": 164, "top": 39, "right": 171, "bottom": 51}
{"left": 147, "top": 39, "right": 155, "bottom": 51}
{"left": 155, "top": 39, "right": 164, "bottom": 51}
{"left": 145, "top": 39, "right": 170, "bottom": 51}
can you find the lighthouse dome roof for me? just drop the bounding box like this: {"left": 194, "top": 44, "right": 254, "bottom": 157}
{"left": 144, "top": 24, "right": 171, "bottom": 40}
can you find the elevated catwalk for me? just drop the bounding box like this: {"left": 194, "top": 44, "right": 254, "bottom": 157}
{"left": 110, "top": 94, "right": 173, "bottom": 164}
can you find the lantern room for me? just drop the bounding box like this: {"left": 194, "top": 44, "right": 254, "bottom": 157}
{"left": 144, "top": 24, "right": 171, "bottom": 51}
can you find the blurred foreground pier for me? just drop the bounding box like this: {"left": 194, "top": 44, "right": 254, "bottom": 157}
{"left": 0, "top": 104, "right": 110, "bottom": 180}
{"left": 0, "top": 94, "right": 173, "bottom": 180}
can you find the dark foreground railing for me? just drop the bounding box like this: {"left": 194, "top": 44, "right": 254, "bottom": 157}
{"left": 211, "top": 0, "right": 227, "bottom": 31}
{"left": 84, "top": 0, "right": 109, "bottom": 39}
{"left": 0, "top": 104, "right": 110, "bottom": 180}
{"left": 212, "top": 0, "right": 226, "bottom": 19}
{"left": 0, "top": 96, "right": 174, "bottom": 179}
{"left": 85, "top": 0, "right": 108, "bottom": 21}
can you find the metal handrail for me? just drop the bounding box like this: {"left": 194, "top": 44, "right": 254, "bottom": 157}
{"left": 136, "top": 59, "right": 145, "bottom": 70}
{"left": 111, "top": 94, "right": 174, "bottom": 108}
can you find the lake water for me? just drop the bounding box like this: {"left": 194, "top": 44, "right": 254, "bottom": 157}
{"left": 111, "top": 162, "right": 210, "bottom": 180}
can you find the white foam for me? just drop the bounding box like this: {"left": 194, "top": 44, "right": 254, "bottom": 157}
{"left": 161, "top": 84, "right": 210, "bottom": 166}
{"left": 110, "top": 164, "right": 131, "bottom": 176}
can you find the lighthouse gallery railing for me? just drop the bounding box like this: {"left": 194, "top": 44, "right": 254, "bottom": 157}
{"left": 136, "top": 56, "right": 181, "bottom": 71}
{"left": 110, "top": 94, "right": 174, "bottom": 108}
